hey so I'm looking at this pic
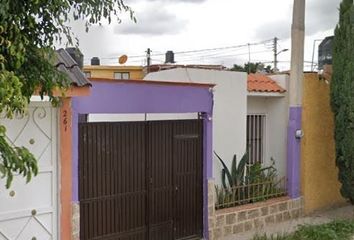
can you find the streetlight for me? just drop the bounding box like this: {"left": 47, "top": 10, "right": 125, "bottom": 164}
{"left": 274, "top": 48, "right": 289, "bottom": 72}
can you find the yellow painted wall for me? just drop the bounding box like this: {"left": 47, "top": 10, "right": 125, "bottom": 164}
{"left": 83, "top": 66, "right": 144, "bottom": 79}
{"left": 301, "top": 72, "right": 346, "bottom": 214}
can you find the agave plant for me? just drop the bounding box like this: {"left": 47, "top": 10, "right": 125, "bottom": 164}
{"left": 214, "top": 151, "right": 248, "bottom": 189}
{"left": 214, "top": 152, "right": 284, "bottom": 209}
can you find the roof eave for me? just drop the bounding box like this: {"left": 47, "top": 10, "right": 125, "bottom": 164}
{"left": 247, "top": 91, "right": 286, "bottom": 97}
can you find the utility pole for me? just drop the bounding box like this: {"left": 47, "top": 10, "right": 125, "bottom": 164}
{"left": 247, "top": 43, "right": 251, "bottom": 74}
{"left": 146, "top": 48, "right": 151, "bottom": 74}
{"left": 289, "top": 1, "right": 305, "bottom": 107}
{"left": 273, "top": 37, "right": 278, "bottom": 72}
{"left": 287, "top": 0, "right": 306, "bottom": 199}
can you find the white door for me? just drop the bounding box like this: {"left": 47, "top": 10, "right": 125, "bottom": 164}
{"left": 0, "top": 102, "right": 58, "bottom": 240}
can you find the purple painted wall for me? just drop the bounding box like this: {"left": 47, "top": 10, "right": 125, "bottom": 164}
{"left": 73, "top": 81, "right": 213, "bottom": 114}
{"left": 72, "top": 81, "right": 214, "bottom": 239}
{"left": 287, "top": 106, "right": 302, "bottom": 198}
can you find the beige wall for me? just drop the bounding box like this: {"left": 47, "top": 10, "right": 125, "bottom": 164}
{"left": 301, "top": 72, "right": 346, "bottom": 214}
{"left": 83, "top": 66, "right": 144, "bottom": 79}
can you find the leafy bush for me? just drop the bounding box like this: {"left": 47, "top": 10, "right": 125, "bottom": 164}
{"left": 214, "top": 152, "right": 285, "bottom": 209}
{"left": 330, "top": 0, "right": 354, "bottom": 203}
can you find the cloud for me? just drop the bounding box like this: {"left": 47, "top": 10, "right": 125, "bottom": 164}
{"left": 254, "top": 21, "right": 291, "bottom": 40}
{"left": 306, "top": 0, "right": 339, "bottom": 35}
{"left": 254, "top": 0, "right": 340, "bottom": 40}
{"left": 114, "top": 6, "right": 188, "bottom": 35}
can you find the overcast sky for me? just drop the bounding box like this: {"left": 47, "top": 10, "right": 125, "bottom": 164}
{"left": 67, "top": 0, "right": 341, "bottom": 71}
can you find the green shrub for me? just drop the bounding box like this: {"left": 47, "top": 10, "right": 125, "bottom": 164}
{"left": 214, "top": 152, "right": 285, "bottom": 209}
{"left": 330, "top": 0, "right": 354, "bottom": 203}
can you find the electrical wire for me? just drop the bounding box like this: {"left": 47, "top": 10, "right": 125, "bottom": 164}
{"left": 93, "top": 38, "right": 274, "bottom": 61}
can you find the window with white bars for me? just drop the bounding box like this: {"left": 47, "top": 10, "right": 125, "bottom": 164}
{"left": 246, "top": 114, "right": 266, "bottom": 164}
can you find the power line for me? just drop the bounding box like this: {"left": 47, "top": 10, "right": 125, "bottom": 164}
{"left": 94, "top": 38, "right": 274, "bottom": 60}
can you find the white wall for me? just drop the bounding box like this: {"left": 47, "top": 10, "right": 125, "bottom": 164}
{"left": 145, "top": 68, "right": 247, "bottom": 185}
{"left": 268, "top": 74, "right": 289, "bottom": 91}
{"left": 247, "top": 94, "right": 289, "bottom": 178}
{"left": 88, "top": 113, "right": 198, "bottom": 122}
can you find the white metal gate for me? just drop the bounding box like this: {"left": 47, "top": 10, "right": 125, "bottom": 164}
{"left": 0, "top": 102, "right": 58, "bottom": 240}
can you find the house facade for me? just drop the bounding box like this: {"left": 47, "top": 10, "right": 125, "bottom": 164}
{"left": 247, "top": 73, "right": 289, "bottom": 178}
{"left": 83, "top": 65, "right": 144, "bottom": 80}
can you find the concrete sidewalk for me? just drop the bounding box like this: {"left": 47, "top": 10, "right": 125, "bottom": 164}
{"left": 223, "top": 205, "right": 354, "bottom": 240}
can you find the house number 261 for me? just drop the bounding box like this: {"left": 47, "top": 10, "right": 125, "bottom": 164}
{"left": 63, "top": 110, "right": 68, "bottom": 132}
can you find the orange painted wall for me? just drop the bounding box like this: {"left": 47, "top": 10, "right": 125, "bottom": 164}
{"left": 60, "top": 97, "right": 73, "bottom": 239}
{"left": 301, "top": 72, "right": 346, "bottom": 214}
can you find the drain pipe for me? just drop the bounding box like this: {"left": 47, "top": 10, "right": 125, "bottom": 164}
{"left": 287, "top": 0, "right": 305, "bottom": 199}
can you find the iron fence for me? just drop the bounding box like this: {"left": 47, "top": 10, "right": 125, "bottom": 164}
{"left": 215, "top": 176, "right": 287, "bottom": 210}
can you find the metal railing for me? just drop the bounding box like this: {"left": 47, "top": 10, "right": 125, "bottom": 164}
{"left": 215, "top": 176, "right": 287, "bottom": 209}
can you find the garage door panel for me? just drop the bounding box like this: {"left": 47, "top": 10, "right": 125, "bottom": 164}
{"left": 0, "top": 218, "right": 28, "bottom": 239}
{"left": 0, "top": 172, "right": 53, "bottom": 213}
{"left": 148, "top": 121, "right": 174, "bottom": 236}
{"left": 79, "top": 120, "right": 203, "bottom": 240}
{"left": 37, "top": 144, "right": 53, "bottom": 167}
{"left": 0, "top": 104, "right": 57, "bottom": 240}
{"left": 149, "top": 222, "right": 174, "bottom": 240}
{"left": 173, "top": 121, "right": 203, "bottom": 239}
{"left": 80, "top": 122, "right": 147, "bottom": 240}
{"left": 17, "top": 217, "right": 51, "bottom": 240}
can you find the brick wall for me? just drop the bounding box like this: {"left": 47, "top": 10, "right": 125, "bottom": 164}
{"left": 208, "top": 180, "right": 303, "bottom": 240}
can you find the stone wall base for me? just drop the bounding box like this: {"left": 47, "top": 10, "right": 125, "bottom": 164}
{"left": 209, "top": 197, "right": 303, "bottom": 239}
{"left": 72, "top": 202, "right": 80, "bottom": 240}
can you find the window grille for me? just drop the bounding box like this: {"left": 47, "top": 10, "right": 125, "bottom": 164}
{"left": 246, "top": 114, "right": 265, "bottom": 164}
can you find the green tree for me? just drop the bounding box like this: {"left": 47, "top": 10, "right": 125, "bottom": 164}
{"left": 230, "top": 64, "right": 245, "bottom": 72}
{"left": 330, "top": 0, "right": 354, "bottom": 203}
{"left": 0, "top": 0, "right": 134, "bottom": 188}
{"left": 230, "top": 62, "right": 273, "bottom": 73}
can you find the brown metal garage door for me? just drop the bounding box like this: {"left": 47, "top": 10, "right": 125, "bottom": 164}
{"left": 79, "top": 120, "right": 203, "bottom": 240}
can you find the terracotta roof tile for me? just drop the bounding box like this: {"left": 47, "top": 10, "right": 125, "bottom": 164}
{"left": 247, "top": 73, "right": 286, "bottom": 93}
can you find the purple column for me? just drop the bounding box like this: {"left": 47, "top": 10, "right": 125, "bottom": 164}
{"left": 287, "top": 106, "right": 302, "bottom": 198}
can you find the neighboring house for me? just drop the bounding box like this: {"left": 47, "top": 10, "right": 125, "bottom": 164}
{"left": 0, "top": 48, "right": 91, "bottom": 240}
{"left": 247, "top": 73, "right": 289, "bottom": 178}
{"left": 83, "top": 58, "right": 144, "bottom": 80}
